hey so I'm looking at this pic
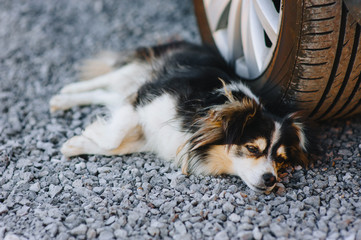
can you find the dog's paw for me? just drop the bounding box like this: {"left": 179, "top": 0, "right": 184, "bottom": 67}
{"left": 49, "top": 94, "right": 73, "bottom": 112}
{"left": 82, "top": 121, "right": 122, "bottom": 150}
{"left": 60, "top": 83, "right": 80, "bottom": 94}
{"left": 60, "top": 81, "right": 94, "bottom": 94}
{"left": 61, "top": 136, "right": 97, "bottom": 157}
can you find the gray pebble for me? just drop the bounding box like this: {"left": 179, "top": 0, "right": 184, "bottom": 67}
{"left": 16, "top": 206, "right": 30, "bottom": 216}
{"left": 338, "top": 149, "right": 352, "bottom": 156}
{"left": 87, "top": 228, "right": 97, "bottom": 239}
{"left": 236, "top": 231, "right": 252, "bottom": 240}
{"left": 147, "top": 227, "right": 159, "bottom": 236}
{"left": 222, "top": 202, "right": 235, "bottom": 213}
{"left": 174, "top": 221, "right": 187, "bottom": 235}
{"left": 87, "top": 162, "right": 98, "bottom": 175}
{"left": 29, "top": 182, "right": 41, "bottom": 192}
{"left": 93, "top": 186, "right": 104, "bottom": 194}
{"left": 70, "top": 224, "right": 87, "bottom": 235}
{"left": 4, "top": 233, "right": 20, "bottom": 240}
{"left": 0, "top": 204, "right": 9, "bottom": 214}
{"left": 114, "top": 229, "right": 127, "bottom": 239}
{"left": 270, "top": 223, "right": 290, "bottom": 238}
{"left": 304, "top": 196, "right": 320, "bottom": 208}
{"left": 229, "top": 213, "right": 241, "bottom": 222}
{"left": 1, "top": 1, "right": 361, "bottom": 240}
{"left": 252, "top": 227, "right": 262, "bottom": 240}
{"left": 49, "top": 184, "right": 62, "bottom": 198}
{"left": 215, "top": 231, "right": 229, "bottom": 240}
{"left": 98, "top": 230, "right": 114, "bottom": 240}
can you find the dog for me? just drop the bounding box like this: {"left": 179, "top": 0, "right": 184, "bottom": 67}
{"left": 50, "top": 41, "right": 312, "bottom": 192}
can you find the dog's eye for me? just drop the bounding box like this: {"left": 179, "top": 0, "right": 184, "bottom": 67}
{"left": 246, "top": 145, "right": 260, "bottom": 154}
{"left": 276, "top": 156, "right": 286, "bottom": 163}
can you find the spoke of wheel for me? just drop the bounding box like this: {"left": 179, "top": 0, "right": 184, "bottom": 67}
{"left": 252, "top": 0, "right": 279, "bottom": 44}
{"left": 213, "top": 29, "right": 229, "bottom": 61}
{"left": 227, "top": 0, "right": 243, "bottom": 61}
{"left": 205, "top": 0, "right": 231, "bottom": 32}
{"left": 241, "top": 0, "right": 268, "bottom": 77}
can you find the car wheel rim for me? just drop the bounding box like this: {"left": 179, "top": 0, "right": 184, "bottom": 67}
{"left": 203, "top": 0, "right": 282, "bottom": 79}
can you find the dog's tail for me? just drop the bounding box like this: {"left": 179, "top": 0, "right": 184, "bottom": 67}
{"left": 78, "top": 51, "right": 133, "bottom": 81}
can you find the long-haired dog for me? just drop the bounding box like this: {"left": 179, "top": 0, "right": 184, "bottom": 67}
{"left": 50, "top": 41, "right": 313, "bottom": 192}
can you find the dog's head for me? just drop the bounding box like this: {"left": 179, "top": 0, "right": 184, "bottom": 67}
{"left": 183, "top": 98, "right": 312, "bottom": 192}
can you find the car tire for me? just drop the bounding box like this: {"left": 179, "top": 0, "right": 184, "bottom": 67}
{"left": 194, "top": 0, "right": 361, "bottom": 120}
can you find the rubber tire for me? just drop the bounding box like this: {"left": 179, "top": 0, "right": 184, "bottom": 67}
{"left": 194, "top": 0, "right": 361, "bottom": 120}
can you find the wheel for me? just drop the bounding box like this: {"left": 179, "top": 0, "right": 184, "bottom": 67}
{"left": 194, "top": 0, "right": 361, "bottom": 120}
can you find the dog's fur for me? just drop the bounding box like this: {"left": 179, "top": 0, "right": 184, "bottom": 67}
{"left": 50, "top": 41, "right": 312, "bottom": 192}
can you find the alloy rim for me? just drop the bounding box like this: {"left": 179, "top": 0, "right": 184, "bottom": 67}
{"left": 203, "top": 0, "right": 282, "bottom": 79}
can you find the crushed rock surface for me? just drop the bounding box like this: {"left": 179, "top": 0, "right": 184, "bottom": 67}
{"left": 0, "top": 0, "right": 361, "bottom": 239}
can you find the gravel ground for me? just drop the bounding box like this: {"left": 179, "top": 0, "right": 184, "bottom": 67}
{"left": 1, "top": 0, "right": 361, "bottom": 239}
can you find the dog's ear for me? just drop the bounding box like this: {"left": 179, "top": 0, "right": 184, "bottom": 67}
{"left": 283, "top": 113, "right": 318, "bottom": 167}
{"left": 189, "top": 98, "right": 259, "bottom": 151}
{"left": 220, "top": 98, "right": 259, "bottom": 146}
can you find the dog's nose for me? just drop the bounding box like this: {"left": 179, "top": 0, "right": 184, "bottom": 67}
{"left": 262, "top": 173, "right": 276, "bottom": 187}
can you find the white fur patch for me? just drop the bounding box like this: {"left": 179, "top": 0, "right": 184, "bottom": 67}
{"left": 137, "top": 94, "right": 191, "bottom": 162}
{"left": 224, "top": 82, "right": 260, "bottom": 104}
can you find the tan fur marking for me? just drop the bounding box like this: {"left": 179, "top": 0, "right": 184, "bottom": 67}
{"left": 110, "top": 125, "right": 145, "bottom": 155}
{"left": 79, "top": 51, "right": 120, "bottom": 81}
{"left": 277, "top": 145, "right": 287, "bottom": 159}
{"left": 218, "top": 77, "right": 235, "bottom": 102}
{"left": 206, "top": 145, "right": 234, "bottom": 175}
{"left": 253, "top": 138, "right": 267, "bottom": 152}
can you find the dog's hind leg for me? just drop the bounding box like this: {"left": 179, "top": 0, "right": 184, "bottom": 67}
{"left": 61, "top": 104, "right": 146, "bottom": 157}
{"left": 61, "top": 125, "right": 146, "bottom": 157}
{"left": 49, "top": 89, "right": 123, "bottom": 112}
{"left": 69, "top": 104, "right": 140, "bottom": 151}
{"left": 60, "top": 61, "right": 150, "bottom": 94}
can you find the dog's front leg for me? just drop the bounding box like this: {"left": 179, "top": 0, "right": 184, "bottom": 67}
{"left": 61, "top": 104, "right": 143, "bottom": 157}
{"left": 83, "top": 104, "right": 139, "bottom": 150}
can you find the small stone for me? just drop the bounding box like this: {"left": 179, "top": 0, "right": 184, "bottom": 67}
{"left": 215, "top": 231, "right": 229, "bottom": 240}
{"left": 328, "top": 175, "right": 337, "bottom": 186}
{"left": 73, "top": 187, "right": 92, "bottom": 198}
{"left": 49, "top": 184, "right": 62, "bottom": 198}
{"left": 313, "top": 230, "right": 327, "bottom": 239}
{"left": 338, "top": 149, "right": 352, "bottom": 156}
{"left": 70, "top": 224, "right": 87, "bottom": 235}
{"left": 253, "top": 227, "right": 262, "bottom": 240}
{"left": 98, "top": 230, "right": 114, "bottom": 240}
{"left": 98, "top": 167, "right": 112, "bottom": 173}
{"left": 87, "top": 162, "right": 98, "bottom": 174}
{"left": 75, "top": 162, "right": 86, "bottom": 170}
{"left": 147, "top": 227, "right": 159, "bottom": 236}
{"left": 342, "top": 172, "right": 352, "bottom": 181}
{"left": 29, "top": 182, "right": 41, "bottom": 192}
{"left": 87, "top": 228, "right": 97, "bottom": 239}
{"left": 222, "top": 202, "right": 235, "bottom": 213}
{"left": 270, "top": 223, "right": 290, "bottom": 238}
{"left": 45, "top": 223, "right": 58, "bottom": 237}
{"left": 174, "top": 221, "right": 187, "bottom": 235}
{"left": 114, "top": 229, "right": 127, "bottom": 238}
{"left": 304, "top": 195, "right": 320, "bottom": 208}
{"left": 127, "top": 211, "right": 140, "bottom": 226}
{"left": 237, "top": 231, "right": 253, "bottom": 240}
{"left": 72, "top": 179, "right": 83, "bottom": 188}
{"left": 105, "top": 216, "right": 116, "bottom": 225}
{"left": 93, "top": 186, "right": 104, "bottom": 194}
{"left": 0, "top": 204, "right": 8, "bottom": 214}
{"left": 4, "top": 233, "right": 20, "bottom": 240}
{"left": 16, "top": 206, "right": 30, "bottom": 216}
{"left": 243, "top": 210, "right": 257, "bottom": 218}
{"left": 229, "top": 213, "right": 241, "bottom": 222}
{"left": 161, "top": 201, "right": 177, "bottom": 213}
